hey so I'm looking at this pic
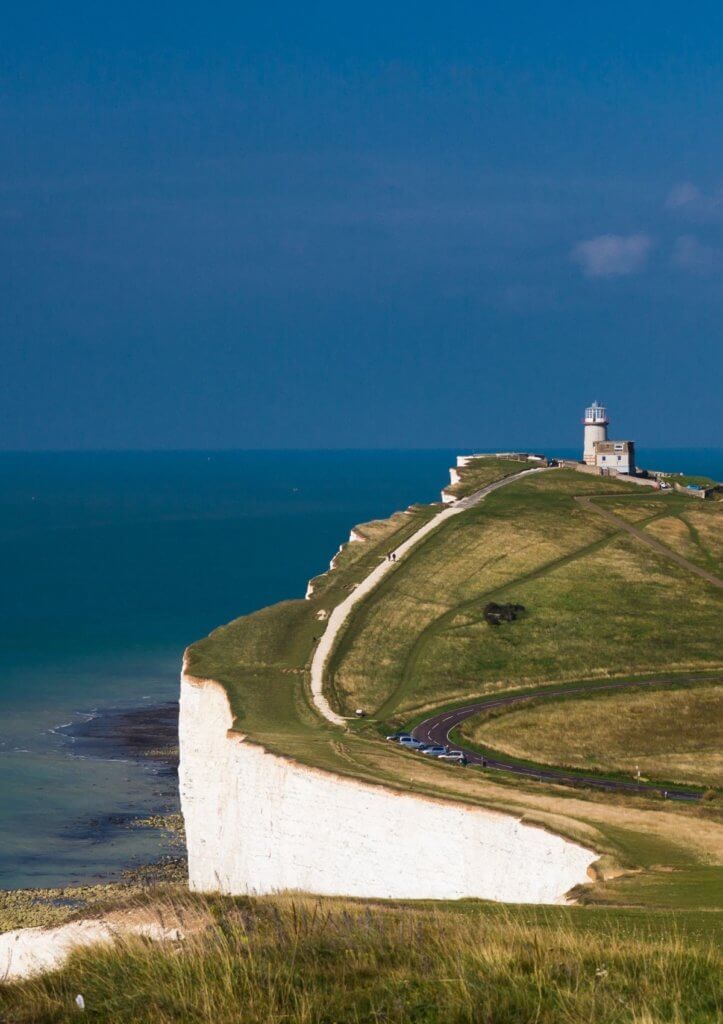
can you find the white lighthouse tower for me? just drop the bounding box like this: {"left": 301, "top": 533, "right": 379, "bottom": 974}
{"left": 583, "top": 401, "right": 608, "bottom": 465}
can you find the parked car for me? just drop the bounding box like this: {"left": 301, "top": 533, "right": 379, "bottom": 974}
{"left": 386, "top": 732, "right": 412, "bottom": 742}
{"left": 437, "top": 751, "right": 468, "bottom": 765}
{"left": 398, "top": 737, "right": 426, "bottom": 749}
{"left": 420, "top": 745, "right": 448, "bottom": 757}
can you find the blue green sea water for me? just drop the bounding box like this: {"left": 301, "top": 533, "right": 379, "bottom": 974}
{"left": 1, "top": 448, "right": 721, "bottom": 890}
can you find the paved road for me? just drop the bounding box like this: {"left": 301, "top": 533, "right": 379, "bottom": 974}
{"left": 576, "top": 496, "right": 723, "bottom": 590}
{"left": 412, "top": 678, "right": 705, "bottom": 802}
{"left": 309, "top": 466, "right": 551, "bottom": 725}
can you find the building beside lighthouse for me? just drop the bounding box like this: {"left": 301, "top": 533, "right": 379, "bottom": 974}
{"left": 582, "top": 402, "right": 635, "bottom": 475}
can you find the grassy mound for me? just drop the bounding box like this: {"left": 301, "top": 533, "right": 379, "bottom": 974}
{"left": 2, "top": 893, "right": 721, "bottom": 1023}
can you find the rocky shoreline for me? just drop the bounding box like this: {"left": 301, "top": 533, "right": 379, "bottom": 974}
{"left": 1, "top": 702, "right": 186, "bottom": 933}
{"left": 57, "top": 701, "right": 180, "bottom": 771}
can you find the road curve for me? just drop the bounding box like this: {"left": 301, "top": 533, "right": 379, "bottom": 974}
{"left": 309, "top": 466, "right": 551, "bottom": 725}
{"left": 412, "top": 678, "right": 705, "bottom": 802}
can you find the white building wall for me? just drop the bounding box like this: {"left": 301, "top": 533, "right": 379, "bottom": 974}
{"left": 594, "top": 441, "right": 635, "bottom": 475}
{"left": 583, "top": 424, "right": 607, "bottom": 465}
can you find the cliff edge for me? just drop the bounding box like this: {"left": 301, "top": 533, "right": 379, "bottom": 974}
{"left": 179, "top": 668, "right": 596, "bottom": 902}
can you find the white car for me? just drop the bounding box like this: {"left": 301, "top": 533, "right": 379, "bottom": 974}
{"left": 437, "top": 751, "right": 468, "bottom": 765}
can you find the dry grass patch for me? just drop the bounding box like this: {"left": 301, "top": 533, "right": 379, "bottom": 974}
{"left": 593, "top": 496, "right": 680, "bottom": 523}
{"left": 643, "top": 510, "right": 723, "bottom": 575}
{"left": 682, "top": 506, "right": 723, "bottom": 569}
{"left": 644, "top": 515, "right": 705, "bottom": 562}
{"left": 460, "top": 682, "right": 723, "bottom": 787}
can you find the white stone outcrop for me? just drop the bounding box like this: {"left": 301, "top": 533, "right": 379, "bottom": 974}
{"left": 179, "top": 671, "right": 597, "bottom": 904}
{"left": 0, "top": 917, "right": 185, "bottom": 982}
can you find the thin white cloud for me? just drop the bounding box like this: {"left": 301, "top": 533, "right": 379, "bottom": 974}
{"left": 671, "top": 234, "right": 719, "bottom": 274}
{"left": 665, "top": 182, "right": 723, "bottom": 219}
{"left": 571, "top": 234, "right": 653, "bottom": 278}
{"left": 665, "top": 182, "right": 701, "bottom": 209}
{"left": 500, "top": 283, "right": 559, "bottom": 313}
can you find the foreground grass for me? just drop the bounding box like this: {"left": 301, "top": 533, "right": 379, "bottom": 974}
{"left": 459, "top": 680, "right": 723, "bottom": 788}
{"left": 2, "top": 893, "right": 721, "bottom": 1023}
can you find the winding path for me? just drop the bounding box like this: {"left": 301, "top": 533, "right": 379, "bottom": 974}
{"left": 309, "top": 466, "right": 550, "bottom": 725}
{"left": 411, "top": 678, "right": 706, "bottom": 801}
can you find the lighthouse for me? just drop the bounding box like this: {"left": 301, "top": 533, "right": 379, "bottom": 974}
{"left": 583, "top": 401, "right": 608, "bottom": 465}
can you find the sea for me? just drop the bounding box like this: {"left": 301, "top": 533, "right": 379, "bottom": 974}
{"left": 1, "top": 447, "right": 721, "bottom": 891}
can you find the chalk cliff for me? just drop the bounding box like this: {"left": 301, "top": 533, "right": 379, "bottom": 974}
{"left": 179, "top": 670, "right": 597, "bottom": 903}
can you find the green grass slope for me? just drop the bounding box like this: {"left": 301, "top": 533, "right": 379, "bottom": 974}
{"left": 329, "top": 472, "right": 722, "bottom": 719}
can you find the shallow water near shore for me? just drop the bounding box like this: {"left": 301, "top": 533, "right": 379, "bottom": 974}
{"left": 1, "top": 447, "right": 720, "bottom": 890}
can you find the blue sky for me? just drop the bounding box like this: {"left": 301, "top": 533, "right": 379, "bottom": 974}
{"left": 3, "top": 2, "right": 722, "bottom": 449}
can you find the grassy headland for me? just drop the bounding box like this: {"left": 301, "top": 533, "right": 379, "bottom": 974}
{"left": 181, "top": 464, "right": 723, "bottom": 912}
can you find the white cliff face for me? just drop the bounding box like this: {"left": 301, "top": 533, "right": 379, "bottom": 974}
{"left": 441, "top": 467, "right": 461, "bottom": 503}
{"left": 304, "top": 529, "right": 365, "bottom": 599}
{"left": 179, "top": 672, "right": 596, "bottom": 904}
